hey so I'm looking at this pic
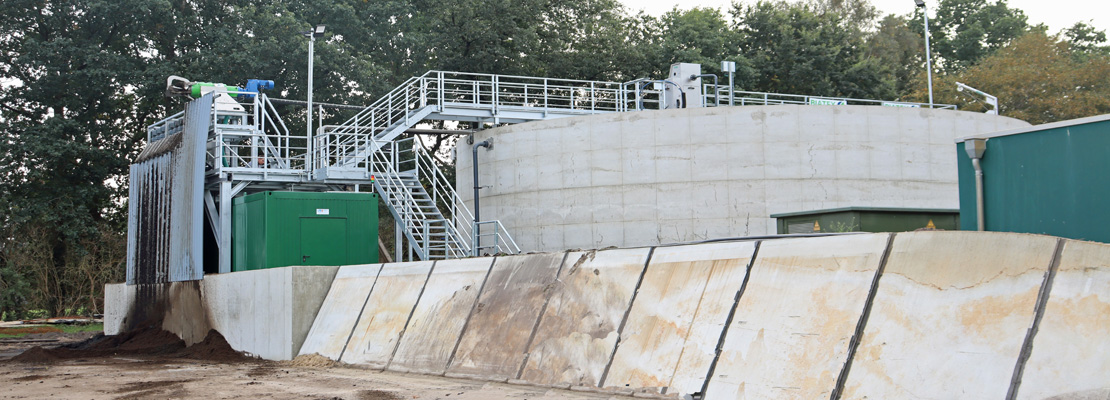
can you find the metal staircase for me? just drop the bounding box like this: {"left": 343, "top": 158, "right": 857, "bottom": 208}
{"left": 311, "top": 71, "right": 631, "bottom": 260}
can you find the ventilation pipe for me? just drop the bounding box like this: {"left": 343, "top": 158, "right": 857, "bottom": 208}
{"left": 472, "top": 138, "right": 493, "bottom": 256}
{"left": 964, "top": 139, "right": 987, "bottom": 231}
{"left": 693, "top": 74, "right": 720, "bottom": 106}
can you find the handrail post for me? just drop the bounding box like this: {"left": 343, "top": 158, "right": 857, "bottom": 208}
{"left": 438, "top": 71, "right": 445, "bottom": 111}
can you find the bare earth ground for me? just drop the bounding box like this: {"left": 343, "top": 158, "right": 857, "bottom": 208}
{"left": 0, "top": 329, "right": 623, "bottom": 400}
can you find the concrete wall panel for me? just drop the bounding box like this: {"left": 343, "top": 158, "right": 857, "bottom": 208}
{"left": 1018, "top": 240, "right": 1110, "bottom": 400}
{"left": 518, "top": 248, "right": 650, "bottom": 387}
{"left": 458, "top": 106, "right": 1031, "bottom": 252}
{"left": 389, "top": 257, "right": 494, "bottom": 375}
{"left": 842, "top": 232, "right": 1058, "bottom": 400}
{"left": 298, "top": 264, "right": 382, "bottom": 360}
{"left": 604, "top": 241, "right": 756, "bottom": 396}
{"left": 447, "top": 253, "right": 566, "bottom": 381}
{"left": 103, "top": 283, "right": 134, "bottom": 336}
{"left": 705, "top": 234, "right": 890, "bottom": 400}
{"left": 341, "top": 261, "right": 434, "bottom": 368}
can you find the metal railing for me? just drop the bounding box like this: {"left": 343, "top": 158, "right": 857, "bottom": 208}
{"left": 368, "top": 136, "right": 520, "bottom": 259}
{"left": 703, "top": 85, "right": 956, "bottom": 109}
{"left": 207, "top": 93, "right": 303, "bottom": 174}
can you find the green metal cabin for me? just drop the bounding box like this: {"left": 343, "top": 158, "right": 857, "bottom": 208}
{"left": 771, "top": 207, "right": 959, "bottom": 234}
{"left": 232, "top": 191, "right": 379, "bottom": 271}
{"left": 956, "top": 114, "right": 1110, "bottom": 243}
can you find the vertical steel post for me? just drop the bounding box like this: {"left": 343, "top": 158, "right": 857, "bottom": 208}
{"left": 219, "top": 179, "right": 232, "bottom": 273}
{"left": 919, "top": 0, "right": 935, "bottom": 108}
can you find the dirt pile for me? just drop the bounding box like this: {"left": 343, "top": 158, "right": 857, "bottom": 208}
{"left": 10, "top": 320, "right": 253, "bottom": 364}
{"left": 283, "top": 353, "right": 339, "bottom": 368}
{"left": 176, "top": 330, "right": 254, "bottom": 362}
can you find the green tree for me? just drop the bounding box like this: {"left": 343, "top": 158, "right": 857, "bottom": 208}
{"left": 866, "top": 14, "right": 926, "bottom": 97}
{"left": 920, "top": 0, "right": 1029, "bottom": 71}
{"left": 922, "top": 31, "right": 1110, "bottom": 124}
{"left": 731, "top": 0, "right": 895, "bottom": 99}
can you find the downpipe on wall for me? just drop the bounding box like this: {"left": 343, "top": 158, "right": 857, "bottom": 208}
{"left": 965, "top": 139, "right": 987, "bottom": 231}
{"left": 472, "top": 138, "right": 492, "bottom": 256}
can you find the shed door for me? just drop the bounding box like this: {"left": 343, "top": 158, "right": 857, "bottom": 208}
{"left": 300, "top": 217, "right": 347, "bottom": 265}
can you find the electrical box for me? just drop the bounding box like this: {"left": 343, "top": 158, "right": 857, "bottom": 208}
{"left": 666, "top": 63, "right": 703, "bottom": 109}
{"left": 770, "top": 207, "right": 959, "bottom": 234}
{"left": 232, "top": 191, "right": 379, "bottom": 271}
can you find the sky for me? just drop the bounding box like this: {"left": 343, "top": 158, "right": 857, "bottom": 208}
{"left": 618, "top": 0, "right": 1109, "bottom": 34}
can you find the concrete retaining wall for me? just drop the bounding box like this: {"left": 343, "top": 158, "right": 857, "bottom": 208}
{"left": 457, "top": 106, "right": 1031, "bottom": 252}
{"left": 107, "top": 231, "right": 1110, "bottom": 398}
{"left": 105, "top": 265, "right": 338, "bottom": 361}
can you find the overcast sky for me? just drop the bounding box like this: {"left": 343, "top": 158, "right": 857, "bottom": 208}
{"left": 618, "top": 0, "right": 1109, "bottom": 34}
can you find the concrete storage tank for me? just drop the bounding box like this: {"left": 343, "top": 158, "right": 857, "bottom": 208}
{"left": 457, "top": 105, "right": 1029, "bottom": 253}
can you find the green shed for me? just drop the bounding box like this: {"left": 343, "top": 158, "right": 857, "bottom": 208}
{"left": 956, "top": 114, "right": 1110, "bottom": 243}
{"left": 771, "top": 207, "right": 959, "bottom": 234}
{"left": 232, "top": 191, "right": 379, "bottom": 271}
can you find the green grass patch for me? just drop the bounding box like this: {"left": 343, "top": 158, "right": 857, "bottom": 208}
{"left": 0, "top": 322, "right": 102, "bottom": 339}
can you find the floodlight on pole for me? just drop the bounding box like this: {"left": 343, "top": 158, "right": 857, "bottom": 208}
{"left": 915, "top": 0, "right": 934, "bottom": 108}
{"left": 956, "top": 82, "right": 999, "bottom": 115}
{"left": 304, "top": 24, "right": 325, "bottom": 146}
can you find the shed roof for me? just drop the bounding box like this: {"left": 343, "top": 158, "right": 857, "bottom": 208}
{"left": 956, "top": 113, "right": 1110, "bottom": 143}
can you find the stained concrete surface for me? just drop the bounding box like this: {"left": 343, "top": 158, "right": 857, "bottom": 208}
{"left": 604, "top": 241, "right": 756, "bottom": 397}
{"left": 341, "top": 261, "right": 434, "bottom": 368}
{"left": 458, "top": 105, "right": 1032, "bottom": 252}
{"left": 447, "top": 253, "right": 566, "bottom": 381}
{"left": 1017, "top": 240, "right": 1110, "bottom": 400}
{"left": 389, "top": 257, "right": 495, "bottom": 375}
{"left": 842, "top": 232, "right": 1058, "bottom": 400}
{"left": 517, "top": 248, "right": 650, "bottom": 387}
{"left": 297, "top": 264, "right": 382, "bottom": 360}
{"left": 705, "top": 234, "right": 890, "bottom": 400}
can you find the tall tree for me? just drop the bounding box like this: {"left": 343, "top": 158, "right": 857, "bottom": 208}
{"left": 920, "top": 31, "right": 1110, "bottom": 124}
{"left": 919, "top": 0, "right": 1028, "bottom": 71}
{"left": 731, "top": 0, "right": 895, "bottom": 99}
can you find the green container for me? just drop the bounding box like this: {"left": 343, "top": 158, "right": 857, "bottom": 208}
{"left": 957, "top": 116, "right": 1110, "bottom": 243}
{"left": 232, "top": 191, "right": 379, "bottom": 271}
{"left": 771, "top": 207, "right": 960, "bottom": 234}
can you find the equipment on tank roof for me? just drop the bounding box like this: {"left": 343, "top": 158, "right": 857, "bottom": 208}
{"left": 165, "top": 76, "right": 275, "bottom": 117}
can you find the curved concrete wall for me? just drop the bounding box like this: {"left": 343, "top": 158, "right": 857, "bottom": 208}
{"left": 456, "top": 105, "right": 1029, "bottom": 252}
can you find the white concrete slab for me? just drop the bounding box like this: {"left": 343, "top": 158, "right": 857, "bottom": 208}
{"left": 389, "top": 257, "right": 495, "bottom": 375}
{"left": 518, "top": 248, "right": 650, "bottom": 387}
{"left": 1018, "top": 240, "right": 1110, "bottom": 400}
{"left": 297, "top": 264, "right": 383, "bottom": 360}
{"left": 842, "top": 232, "right": 1058, "bottom": 400}
{"left": 604, "top": 241, "right": 756, "bottom": 397}
{"left": 447, "top": 253, "right": 566, "bottom": 381}
{"left": 103, "top": 283, "right": 134, "bottom": 336}
{"left": 341, "top": 261, "right": 434, "bottom": 368}
{"left": 705, "top": 234, "right": 890, "bottom": 400}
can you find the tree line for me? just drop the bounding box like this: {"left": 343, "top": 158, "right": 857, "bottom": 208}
{"left": 1, "top": 0, "right": 1107, "bottom": 318}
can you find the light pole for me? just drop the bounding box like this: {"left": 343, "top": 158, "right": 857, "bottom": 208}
{"left": 915, "top": 0, "right": 934, "bottom": 108}
{"left": 304, "top": 24, "right": 326, "bottom": 140}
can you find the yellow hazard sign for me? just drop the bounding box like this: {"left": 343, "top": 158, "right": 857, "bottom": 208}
{"left": 926, "top": 219, "right": 936, "bottom": 229}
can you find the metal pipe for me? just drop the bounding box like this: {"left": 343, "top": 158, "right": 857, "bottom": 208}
{"left": 472, "top": 138, "right": 492, "bottom": 256}
{"left": 693, "top": 74, "right": 719, "bottom": 106}
{"left": 972, "top": 157, "right": 985, "bottom": 231}
{"left": 964, "top": 138, "right": 987, "bottom": 231}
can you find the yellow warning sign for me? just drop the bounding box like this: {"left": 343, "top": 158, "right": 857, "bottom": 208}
{"left": 813, "top": 221, "right": 821, "bottom": 232}
{"left": 926, "top": 219, "right": 936, "bottom": 229}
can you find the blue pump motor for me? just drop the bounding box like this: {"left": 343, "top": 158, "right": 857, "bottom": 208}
{"left": 243, "top": 79, "right": 275, "bottom": 99}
